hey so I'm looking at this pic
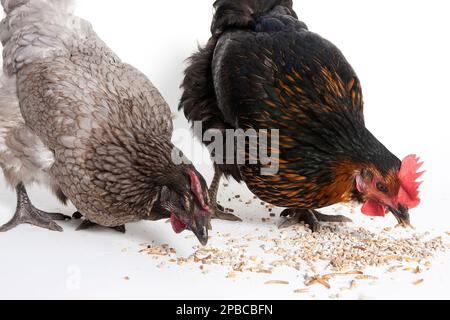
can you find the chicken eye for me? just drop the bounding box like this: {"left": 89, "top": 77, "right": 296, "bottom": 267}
{"left": 376, "top": 182, "right": 388, "bottom": 193}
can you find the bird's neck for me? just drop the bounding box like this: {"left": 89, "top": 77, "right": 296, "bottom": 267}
{"left": 95, "top": 136, "right": 185, "bottom": 213}
{"left": 324, "top": 126, "right": 401, "bottom": 204}
{"left": 131, "top": 137, "right": 188, "bottom": 185}
{"left": 325, "top": 159, "right": 364, "bottom": 204}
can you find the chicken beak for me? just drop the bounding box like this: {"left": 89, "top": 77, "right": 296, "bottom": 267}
{"left": 188, "top": 213, "right": 209, "bottom": 246}
{"left": 389, "top": 204, "right": 412, "bottom": 228}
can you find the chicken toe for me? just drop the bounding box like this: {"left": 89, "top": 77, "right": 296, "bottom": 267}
{"left": 76, "top": 219, "right": 126, "bottom": 234}
{"left": 279, "top": 209, "right": 351, "bottom": 232}
{"left": 42, "top": 212, "right": 72, "bottom": 221}
{"left": 212, "top": 204, "right": 242, "bottom": 222}
{"left": 72, "top": 211, "right": 83, "bottom": 220}
{"left": 313, "top": 211, "right": 352, "bottom": 223}
{"left": 0, "top": 183, "right": 66, "bottom": 232}
{"left": 208, "top": 169, "right": 242, "bottom": 223}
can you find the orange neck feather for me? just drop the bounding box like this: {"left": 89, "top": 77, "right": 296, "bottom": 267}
{"left": 319, "top": 160, "right": 368, "bottom": 204}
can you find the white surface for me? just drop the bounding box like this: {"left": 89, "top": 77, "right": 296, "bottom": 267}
{"left": 0, "top": 0, "right": 449, "bottom": 300}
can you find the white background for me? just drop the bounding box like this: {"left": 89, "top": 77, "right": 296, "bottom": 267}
{"left": 0, "top": 0, "right": 449, "bottom": 300}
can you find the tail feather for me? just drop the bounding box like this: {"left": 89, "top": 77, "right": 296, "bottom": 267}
{"left": 179, "top": 38, "right": 243, "bottom": 182}
{"left": 211, "top": 0, "right": 297, "bottom": 35}
{"left": 182, "top": 0, "right": 298, "bottom": 181}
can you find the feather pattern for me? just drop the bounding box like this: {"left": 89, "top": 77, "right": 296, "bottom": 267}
{"left": 0, "top": 0, "right": 182, "bottom": 226}
{"left": 181, "top": 0, "right": 410, "bottom": 211}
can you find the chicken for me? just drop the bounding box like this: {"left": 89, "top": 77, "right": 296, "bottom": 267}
{"left": 179, "top": 0, "right": 424, "bottom": 231}
{"left": 0, "top": 0, "right": 211, "bottom": 245}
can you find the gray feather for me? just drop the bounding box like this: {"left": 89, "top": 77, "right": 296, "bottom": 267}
{"left": 0, "top": 0, "right": 177, "bottom": 226}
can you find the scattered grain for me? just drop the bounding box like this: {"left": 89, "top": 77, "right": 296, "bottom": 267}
{"left": 294, "top": 288, "right": 309, "bottom": 294}
{"left": 387, "top": 266, "right": 398, "bottom": 273}
{"left": 305, "top": 275, "right": 331, "bottom": 289}
{"left": 265, "top": 280, "right": 289, "bottom": 285}
{"left": 138, "top": 219, "right": 448, "bottom": 292}
{"left": 355, "top": 275, "right": 379, "bottom": 281}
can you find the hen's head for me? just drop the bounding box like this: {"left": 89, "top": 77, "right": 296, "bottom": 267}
{"left": 159, "top": 166, "right": 211, "bottom": 245}
{"left": 355, "top": 155, "right": 424, "bottom": 227}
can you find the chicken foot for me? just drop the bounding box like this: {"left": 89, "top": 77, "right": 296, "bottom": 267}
{"left": 72, "top": 212, "right": 126, "bottom": 233}
{"left": 279, "top": 208, "right": 352, "bottom": 232}
{"left": 209, "top": 169, "right": 242, "bottom": 222}
{"left": 0, "top": 183, "right": 70, "bottom": 232}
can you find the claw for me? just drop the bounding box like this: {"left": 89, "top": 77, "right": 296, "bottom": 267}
{"left": 278, "top": 209, "right": 351, "bottom": 232}
{"left": 76, "top": 220, "right": 96, "bottom": 231}
{"left": 72, "top": 211, "right": 83, "bottom": 220}
{"left": 113, "top": 225, "right": 126, "bottom": 234}
{"left": 76, "top": 219, "right": 126, "bottom": 234}
{"left": 279, "top": 217, "right": 300, "bottom": 229}
{"left": 208, "top": 169, "right": 242, "bottom": 224}
{"left": 395, "top": 222, "right": 415, "bottom": 230}
{"left": 212, "top": 208, "right": 242, "bottom": 222}
{"left": 0, "top": 183, "right": 65, "bottom": 233}
{"left": 41, "top": 212, "right": 71, "bottom": 221}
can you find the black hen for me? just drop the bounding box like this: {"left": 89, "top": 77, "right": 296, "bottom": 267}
{"left": 180, "top": 0, "right": 423, "bottom": 230}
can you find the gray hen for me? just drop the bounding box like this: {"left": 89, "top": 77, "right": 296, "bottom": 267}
{"left": 0, "top": 0, "right": 211, "bottom": 245}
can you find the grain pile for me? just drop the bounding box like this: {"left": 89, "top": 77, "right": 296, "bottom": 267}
{"left": 258, "top": 225, "right": 446, "bottom": 271}
{"left": 139, "top": 223, "right": 448, "bottom": 282}
{"left": 138, "top": 189, "right": 448, "bottom": 295}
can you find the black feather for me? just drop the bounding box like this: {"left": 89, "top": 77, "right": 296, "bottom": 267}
{"left": 180, "top": 0, "right": 401, "bottom": 209}
{"left": 179, "top": 38, "right": 242, "bottom": 181}
{"left": 212, "top": 0, "right": 297, "bottom": 35}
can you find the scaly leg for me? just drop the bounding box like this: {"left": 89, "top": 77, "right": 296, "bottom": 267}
{"left": 72, "top": 212, "right": 126, "bottom": 234}
{"left": 209, "top": 168, "right": 242, "bottom": 222}
{"left": 0, "top": 183, "right": 70, "bottom": 232}
{"left": 279, "top": 208, "right": 352, "bottom": 232}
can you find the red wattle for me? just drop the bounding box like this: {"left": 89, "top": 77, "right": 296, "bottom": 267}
{"left": 361, "top": 200, "right": 388, "bottom": 217}
{"left": 170, "top": 213, "right": 187, "bottom": 234}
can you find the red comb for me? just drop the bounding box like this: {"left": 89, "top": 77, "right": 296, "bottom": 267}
{"left": 188, "top": 169, "right": 210, "bottom": 212}
{"left": 398, "top": 155, "right": 424, "bottom": 209}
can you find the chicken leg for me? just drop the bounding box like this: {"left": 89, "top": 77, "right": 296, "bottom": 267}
{"left": 209, "top": 169, "right": 242, "bottom": 222}
{"left": 0, "top": 183, "right": 70, "bottom": 232}
{"left": 72, "top": 212, "right": 126, "bottom": 233}
{"left": 279, "top": 208, "right": 352, "bottom": 232}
